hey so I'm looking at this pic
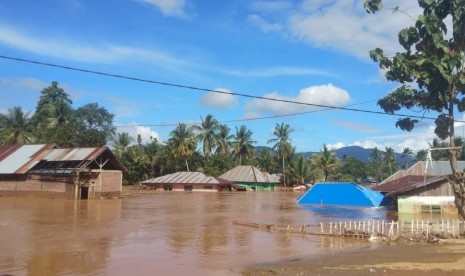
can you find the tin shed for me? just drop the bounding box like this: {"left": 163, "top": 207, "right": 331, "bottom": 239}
{"left": 297, "top": 182, "right": 385, "bottom": 207}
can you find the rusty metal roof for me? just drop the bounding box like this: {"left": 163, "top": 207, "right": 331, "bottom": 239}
{"left": 142, "top": 171, "right": 232, "bottom": 184}
{"left": 0, "top": 144, "right": 54, "bottom": 174}
{"left": 386, "top": 176, "right": 447, "bottom": 197}
{"left": 219, "top": 165, "right": 278, "bottom": 183}
{"left": 42, "top": 148, "right": 107, "bottom": 161}
{"left": 0, "top": 144, "right": 123, "bottom": 174}
{"left": 374, "top": 175, "right": 438, "bottom": 193}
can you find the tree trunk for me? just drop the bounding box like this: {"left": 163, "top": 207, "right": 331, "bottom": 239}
{"left": 447, "top": 173, "right": 465, "bottom": 219}
{"left": 448, "top": 101, "right": 465, "bottom": 219}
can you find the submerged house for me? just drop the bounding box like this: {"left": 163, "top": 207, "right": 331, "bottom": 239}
{"left": 297, "top": 182, "right": 385, "bottom": 207}
{"left": 142, "top": 171, "right": 233, "bottom": 192}
{"left": 219, "top": 165, "right": 279, "bottom": 191}
{"left": 0, "top": 144, "right": 124, "bottom": 199}
{"left": 375, "top": 161, "right": 463, "bottom": 215}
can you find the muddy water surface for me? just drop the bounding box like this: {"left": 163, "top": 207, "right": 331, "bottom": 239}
{"left": 1, "top": 192, "right": 395, "bottom": 275}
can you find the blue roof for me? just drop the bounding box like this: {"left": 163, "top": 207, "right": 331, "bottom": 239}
{"left": 297, "top": 182, "right": 384, "bottom": 207}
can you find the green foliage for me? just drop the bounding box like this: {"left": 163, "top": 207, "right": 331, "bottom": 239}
{"left": 0, "top": 106, "right": 34, "bottom": 144}
{"left": 74, "top": 103, "right": 116, "bottom": 147}
{"left": 193, "top": 114, "right": 219, "bottom": 156}
{"left": 201, "top": 154, "right": 235, "bottom": 177}
{"left": 310, "top": 145, "right": 339, "bottom": 182}
{"left": 339, "top": 156, "right": 367, "bottom": 182}
{"left": 232, "top": 125, "right": 255, "bottom": 165}
{"left": 366, "top": 0, "right": 465, "bottom": 143}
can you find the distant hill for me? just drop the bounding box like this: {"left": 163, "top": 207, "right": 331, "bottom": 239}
{"left": 255, "top": 145, "right": 413, "bottom": 165}
{"left": 299, "top": 146, "right": 412, "bottom": 164}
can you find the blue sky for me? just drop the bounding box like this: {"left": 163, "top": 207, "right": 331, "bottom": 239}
{"left": 0, "top": 0, "right": 458, "bottom": 153}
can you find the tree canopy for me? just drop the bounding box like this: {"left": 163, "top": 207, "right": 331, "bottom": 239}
{"left": 365, "top": 0, "right": 465, "bottom": 218}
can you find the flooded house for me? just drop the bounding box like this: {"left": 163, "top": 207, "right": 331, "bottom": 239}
{"left": 374, "top": 161, "right": 464, "bottom": 215}
{"left": 142, "top": 171, "right": 234, "bottom": 192}
{"left": 0, "top": 144, "right": 124, "bottom": 200}
{"left": 219, "top": 165, "right": 279, "bottom": 191}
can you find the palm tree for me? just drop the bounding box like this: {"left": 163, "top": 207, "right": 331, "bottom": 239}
{"left": 310, "top": 144, "right": 339, "bottom": 182}
{"left": 215, "top": 124, "right": 233, "bottom": 156}
{"left": 384, "top": 147, "right": 397, "bottom": 175}
{"left": 292, "top": 155, "right": 311, "bottom": 185}
{"left": 112, "top": 132, "right": 134, "bottom": 160}
{"left": 0, "top": 106, "right": 33, "bottom": 144}
{"left": 168, "top": 123, "right": 197, "bottom": 171}
{"left": 268, "top": 123, "right": 294, "bottom": 186}
{"left": 193, "top": 114, "right": 219, "bottom": 157}
{"left": 232, "top": 125, "right": 255, "bottom": 165}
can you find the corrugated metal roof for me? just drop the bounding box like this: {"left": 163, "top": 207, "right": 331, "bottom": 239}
{"left": 380, "top": 161, "right": 465, "bottom": 185}
{"left": 297, "top": 182, "right": 384, "bottom": 207}
{"left": 0, "top": 144, "right": 50, "bottom": 174}
{"left": 0, "top": 144, "right": 124, "bottom": 174}
{"left": 142, "top": 171, "right": 232, "bottom": 184}
{"left": 386, "top": 176, "right": 447, "bottom": 197}
{"left": 219, "top": 166, "right": 278, "bottom": 183}
{"left": 374, "top": 175, "right": 438, "bottom": 193}
{"left": 43, "top": 148, "right": 105, "bottom": 161}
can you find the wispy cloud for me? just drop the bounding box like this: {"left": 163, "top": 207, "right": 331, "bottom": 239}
{"left": 247, "top": 14, "right": 283, "bottom": 32}
{"left": 134, "top": 0, "right": 187, "bottom": 17}
{"left": 246, "top": 83, "right": 350, "bottom": 115}
{"left": 0, "top": 25, "right": 192, "bottom": 67}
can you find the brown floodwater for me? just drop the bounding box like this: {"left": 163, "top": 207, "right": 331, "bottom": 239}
{"left": 1, "top": 191, "right": 399, "bottom": 275}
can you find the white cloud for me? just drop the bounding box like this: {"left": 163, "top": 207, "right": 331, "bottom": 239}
{"left": 247, "top": 14, "right": 283, "bottom": 32}
{"left": 246, "top": 83, "right": 350, "bottom": 115}
{"left": 201, "top": 88, "right": 237, "bottom": 108}
{"left": 123, "top": 125, "right": 161, "bottom": 144}
{"left": 136, "top": 0, "right": 186, "bottom": 17}
{"left": 0, "top": 25, "right": 191, "bottom": 67}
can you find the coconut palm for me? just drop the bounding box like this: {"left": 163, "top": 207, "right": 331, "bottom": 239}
{"left": 168, "top": 123, "right": 197, "bottom": 171}
{"left": 268, "top": 123, "right": 294, "bottom": 186}
{"left": 0, "top": 106, "right": 33, "bottom": 144}
{"left": 215, "top": 124, "right": 233, "bottom": 156}
{"left": 232, "top": 125, "right": 255, "bottom": 165}
{"left": 112, "top": 132, "right": 134, "bottom": 160}
{"left": 311, "top": 144, "right": 339, "bottom": 182}
{"left": 292, "top": 155, "right": 311, "bottom": 185}
{"left": 193, "top": 114, "right": 219, "bottom": 157}
{"left": 384, "top": 147, "right": 397, "bottom": 175}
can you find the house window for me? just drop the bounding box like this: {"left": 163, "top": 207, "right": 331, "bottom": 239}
{"left": 203, "top": 186, "right": 213, "bottom": 190}
{"left": 163, "top": 185, "right": 173, "bottom": 191}
{"left": 421, "top": 204, "right": 442, "bottom": 214}
{"left": 184, "top": 186, "right": 193, "bottom": 191}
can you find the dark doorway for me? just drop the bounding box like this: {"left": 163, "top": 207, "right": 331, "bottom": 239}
{"left": 81, "top": 187, "right": 89, "bottom": 200}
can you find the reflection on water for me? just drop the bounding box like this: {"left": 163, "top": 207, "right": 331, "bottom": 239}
{"left": 299, "top": 204, "right": 398, "bottom": 222}
{"left": 0, "top": 192, "right": 430, "bottom": 275}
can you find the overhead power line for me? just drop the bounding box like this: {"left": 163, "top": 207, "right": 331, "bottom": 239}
{"left": 0, "top": 54, "right": 457, "bottom": 126}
